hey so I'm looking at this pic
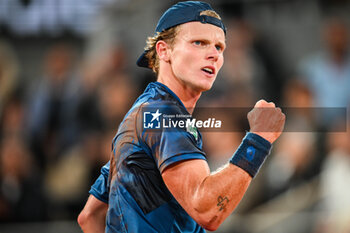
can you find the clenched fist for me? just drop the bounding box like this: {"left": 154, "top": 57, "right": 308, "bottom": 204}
{"left": 248, "top": 100, "right": 286, "bottom": 144}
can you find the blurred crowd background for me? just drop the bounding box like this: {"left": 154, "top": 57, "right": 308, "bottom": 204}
{"left": 0, "top": 0, "right": 350, "bottom": 232}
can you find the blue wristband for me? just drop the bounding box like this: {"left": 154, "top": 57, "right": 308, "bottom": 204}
{"left": 230, "top": 132, "right": 272, "bottom": 178}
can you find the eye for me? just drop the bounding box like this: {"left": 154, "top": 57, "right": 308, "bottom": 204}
{"left": 215, "top": 45, "right": 223, "bottom": 51}
{"left": 193, "top": 41, "right": 203, "bottom": 46}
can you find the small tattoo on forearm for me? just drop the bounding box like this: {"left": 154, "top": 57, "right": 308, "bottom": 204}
{"left": 217, "top": 196, "right": 229, "bottom": 211}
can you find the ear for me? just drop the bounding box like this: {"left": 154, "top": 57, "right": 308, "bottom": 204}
{"left": 156, "top": 40, "right": 171, "bottom": 62}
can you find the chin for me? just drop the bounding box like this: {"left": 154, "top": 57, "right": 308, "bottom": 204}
{"left": 201, "top": 86, "right": 213, "bottom": 92}
{"left": 195, "top": 83, "right": 214, "bottom": 92}
{"left": 184, "top": 77, "right": 215, "bottom": 93}
{"left": 202, "top": 80, "right": 215, "bottom": 91}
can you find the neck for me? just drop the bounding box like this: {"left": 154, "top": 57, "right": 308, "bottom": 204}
{"left": 157, "top": 68, "right": 201, "bottom": 114}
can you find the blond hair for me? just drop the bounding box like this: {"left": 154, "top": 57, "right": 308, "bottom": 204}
{"left": 144, "top": 10, "right": 222, "bottom": 74}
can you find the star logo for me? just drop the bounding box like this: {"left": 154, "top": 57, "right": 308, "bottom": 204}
{"left": 143, "top": 109, "right": 162, "bottom": 129}
{"left": 150, "top": 109, "right": 162, "bottom": 122}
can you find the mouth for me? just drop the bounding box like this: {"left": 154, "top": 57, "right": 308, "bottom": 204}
{"left": 201, "top": 66, "right": 215, "bottom": 76}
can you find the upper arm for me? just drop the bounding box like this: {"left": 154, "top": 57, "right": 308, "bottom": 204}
{"left": 161, "top": 159, "right": 210, "bottom": 220}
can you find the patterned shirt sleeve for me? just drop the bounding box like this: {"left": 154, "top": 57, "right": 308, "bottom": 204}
{"left": 89, "top": 161, "right": 110, "bottom": 203}
{"left": 137, "top": 102, "right": 206, "bottom": 173}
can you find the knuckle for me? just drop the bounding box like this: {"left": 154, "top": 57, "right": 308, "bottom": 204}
{"left": 247, "top": 112, "right": 253, "bottom": 119}
{"left": 256, "top": 99, "right": 266, "bottom": 106}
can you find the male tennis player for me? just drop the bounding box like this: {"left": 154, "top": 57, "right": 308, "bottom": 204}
{"left": 78, "top": 1, "right": 285, "bottom": 232}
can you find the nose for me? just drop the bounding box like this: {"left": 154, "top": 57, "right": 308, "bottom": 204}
{"left": 206, "top": 45, "right": 219, "bottom": 61}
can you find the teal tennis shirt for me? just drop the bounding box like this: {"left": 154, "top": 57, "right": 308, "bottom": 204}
{"left": 93, "top": 82, "right": 207, "bottom": 233}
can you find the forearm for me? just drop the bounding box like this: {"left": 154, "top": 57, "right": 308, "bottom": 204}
{"left": 192, "top": 164, "right": 251, "bottom": 230}
{"left": 79, "top": 212, "right": 106, "bottom": 233}
{"left": 78, "top": 195, "right": 108, "bottom": 233}
{"left": 163, "top": 133, "right": 271, "bottom": 230}
{"left": 163, "top": 159, "right": 252, "bottom": 231}
{"left": 193, "top": 133, "right": 271, "bottom": 228}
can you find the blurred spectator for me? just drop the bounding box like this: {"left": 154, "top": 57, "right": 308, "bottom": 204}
{"left": 298, "top": 17, "right": 350, "bottom": 128}
{"left": 315, "top": 120, "right": 350, "bottom": 233}
{"left": 0, "top": 135, "right": 47, "bottom": 222}
{"left": 43, "top": 131, "right": 100, "bottom": 220}
{"left": 265, "top": 132, "right": 317, "bottom": 197}
{"left": 25, "top": 43, "right": 81, "bottom": 168}
{"left": 87, "top": 44, "right": 137, "bottom": 130}
{"left": 237, "top": 79, "right": 321, "bottom": 213}
{"left": 97, "top": 74, "right": 136, "bottom": 130}
{"left": 0, "top": 40, "right": 19, "bottom": 120}
{"left": 85, "top": 0, "right": 166, "bottom": 78}
{"left": 266, "top": 79, "right": 319, "bottom": 196}
{"left": 0, "top": 96, "right": 24, "bottom": 139}
{"left": 41, "top": 44, "right": 137, "bottom": 220}
{"left": 77, "top": 45, "right": 137, "bottom": 133}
